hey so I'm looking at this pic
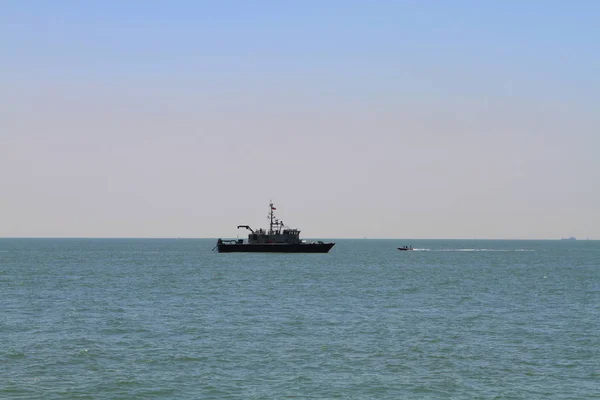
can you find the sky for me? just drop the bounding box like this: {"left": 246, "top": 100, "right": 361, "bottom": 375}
{"left": 1, "top": 1, "right": 599, "bottom": 239}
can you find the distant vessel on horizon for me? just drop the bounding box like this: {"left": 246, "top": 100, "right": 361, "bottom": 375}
{"left": 561, "top": 237, "right": 576, "bottom": 240}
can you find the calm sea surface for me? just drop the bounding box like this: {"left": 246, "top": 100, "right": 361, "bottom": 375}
{"left": 1, "top": 238, "right": 598, "bottom": 399}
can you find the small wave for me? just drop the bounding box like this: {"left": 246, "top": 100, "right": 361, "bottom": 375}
{"left": 171, "top": 355, "right": 208, "bottom": 362}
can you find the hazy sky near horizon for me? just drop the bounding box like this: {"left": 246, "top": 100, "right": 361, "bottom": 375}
{"left": 1, "top": 1, "right": 599, "bottom": 239}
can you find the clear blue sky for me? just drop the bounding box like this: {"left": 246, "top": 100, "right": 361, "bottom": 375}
{"left": 1, "top": 1, "right": 598, "bottom": 238}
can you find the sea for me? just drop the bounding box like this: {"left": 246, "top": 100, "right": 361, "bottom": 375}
{"left": 1, "top": 238, "right": 598, "bottom": 399}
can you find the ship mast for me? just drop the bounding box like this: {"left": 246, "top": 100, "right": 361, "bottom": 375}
{"left": 269, "top": 201, "right": 283, "bottom": 234}
{"left": 269, "top": 202, "right": 275, "bottom": 234}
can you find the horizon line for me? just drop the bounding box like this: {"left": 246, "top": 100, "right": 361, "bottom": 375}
{"left": 0, "top": 237, "right": 594, "bottom": 241}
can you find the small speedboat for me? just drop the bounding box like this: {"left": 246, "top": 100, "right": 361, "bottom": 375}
{"left": 398, "top": 246, "right": 413, "bottom": 251}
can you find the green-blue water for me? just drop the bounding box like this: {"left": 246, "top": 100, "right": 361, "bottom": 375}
{"left": 1, "top": 238, "right": 598, "bottom": 399}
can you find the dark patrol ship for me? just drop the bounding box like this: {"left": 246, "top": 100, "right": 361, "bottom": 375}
{"left": 216, "top": 202, "right": 335, "bottom": 253}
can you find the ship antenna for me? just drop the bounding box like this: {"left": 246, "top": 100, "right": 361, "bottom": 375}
{"left": 269, "top": 201, "right": 275, "bottom": 234}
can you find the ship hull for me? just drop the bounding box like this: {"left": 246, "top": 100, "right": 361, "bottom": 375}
{"left": 217, "top": 243, "right": 335, "bottom": 253}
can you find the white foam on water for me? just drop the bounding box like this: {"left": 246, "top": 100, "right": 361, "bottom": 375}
{"left": 436, "top": 249, "right": 535, "bottom": 252}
